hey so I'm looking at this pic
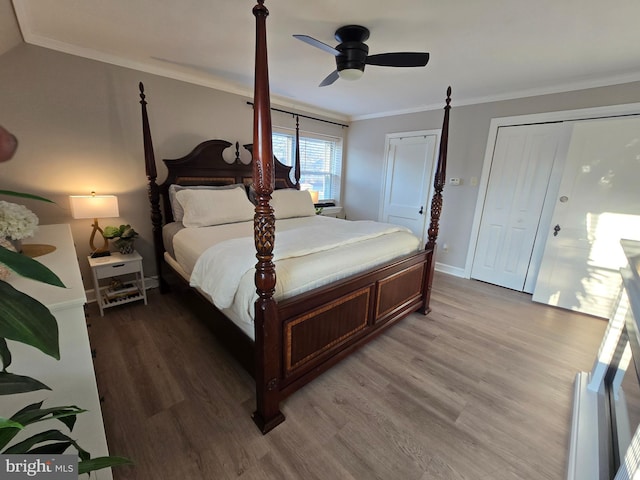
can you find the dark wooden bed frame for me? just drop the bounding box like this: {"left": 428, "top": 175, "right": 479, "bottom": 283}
{"left": 140, "top": 0, "right": 451, "bottom": 434}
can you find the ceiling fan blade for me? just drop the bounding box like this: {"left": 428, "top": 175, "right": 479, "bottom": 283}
{"left": 293, "top": 34, "right": 340, "bottom": 56}
{"left": 319, "top": 70, "right": 339, "bottom": 87}
{"left": 366, "top": 52, "right": 430, "bottom": 67}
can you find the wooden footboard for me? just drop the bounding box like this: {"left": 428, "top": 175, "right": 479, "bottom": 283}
{"left": 280, "top": 250, "right": 431, "bottom": 382}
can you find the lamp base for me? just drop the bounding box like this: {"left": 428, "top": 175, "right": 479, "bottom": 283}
{"left": 89, "top": 219, "right": 111, "bottom": 258}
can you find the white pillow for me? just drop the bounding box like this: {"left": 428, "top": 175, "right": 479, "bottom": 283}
{"left": 176, "top": 187, "right": 255, "bottom": 227}
{"left": 271, "top": 189, "right": 316, "bottom": 219}
{"left": 168, "top": 184, "right": 244, "bottom": 222}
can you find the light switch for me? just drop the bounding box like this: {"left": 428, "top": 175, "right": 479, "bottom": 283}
{"left": 449, "top": 177, "right": 461, "bottom": 186}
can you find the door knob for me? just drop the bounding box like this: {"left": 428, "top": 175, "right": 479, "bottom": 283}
{"left": 418, "top": 206, "right": 424, "bottom": 215}
{"left": 553, "top": 224, "right": 561, "bottom": 237}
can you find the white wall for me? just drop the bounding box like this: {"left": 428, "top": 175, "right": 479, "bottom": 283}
{"left": 345, "top": 81, "right": 640, "bottom": 272}
{"left": 0, "top": 0, "right": 21, "bottom": 56}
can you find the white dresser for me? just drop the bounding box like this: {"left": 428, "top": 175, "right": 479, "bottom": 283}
{"left": 1, "top": 224, "right": 112, "bottom": 479}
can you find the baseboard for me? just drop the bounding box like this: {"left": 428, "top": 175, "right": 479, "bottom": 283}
{"left": 434, "top": 262, "right": 465, "bottom": 278}
{"left": 85, "top": 276, "right": 158, "bottom": 304}
{"left": 566, "top": 371, "right": 600, "bottom": 480}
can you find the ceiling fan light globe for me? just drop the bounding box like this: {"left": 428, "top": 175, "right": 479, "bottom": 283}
{"left": 338, "top": 68, "right": 364, "bottom": 81}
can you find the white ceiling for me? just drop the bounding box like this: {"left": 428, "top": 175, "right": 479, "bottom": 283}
{"left": 12, "top": 0, "right": 640, "bottom": 120}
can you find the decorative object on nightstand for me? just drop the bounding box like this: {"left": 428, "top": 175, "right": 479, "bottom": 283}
{"left": 69, "top": 192, "right": 119, "bottom": 258}
{"left": 102, "top": 224, "right": 138, "bottom": 254}
{"left": 88, "top": 250, "right": 147, "bottom": 316}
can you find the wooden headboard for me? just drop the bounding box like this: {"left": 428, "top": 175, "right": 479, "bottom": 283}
{"left": 157, "top": 139, "right": 297, "bottom": 224}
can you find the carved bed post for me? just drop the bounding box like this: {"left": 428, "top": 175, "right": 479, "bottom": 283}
{"left": 251, "top": 0, "right": 285, "bottom": 434}
{"left": 294, "top": 115, "right": 301, "bottom": 189}
{"left": 139, "top": 82, "right": 168, "bottom": 293}
{"left": 422, "top": 86, "right": 451, "bottom": 313}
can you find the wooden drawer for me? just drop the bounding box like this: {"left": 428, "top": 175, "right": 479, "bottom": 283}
{"left": 94, "top": 259, "right": 141, "bottom": 279}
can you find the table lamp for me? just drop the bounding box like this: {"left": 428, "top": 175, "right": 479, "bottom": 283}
{"left": 308, "top": 190, "right": 319, "bottom": 204}
{"left": 69, "top": 192, "right": 119, "bottom": 257}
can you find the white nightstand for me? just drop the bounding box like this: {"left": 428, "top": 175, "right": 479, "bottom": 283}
{"left": 318, "top": 206, "right": 344, "bottom": 218}
{"left": 88, "top": 251, "right": 147, "bottom": 316}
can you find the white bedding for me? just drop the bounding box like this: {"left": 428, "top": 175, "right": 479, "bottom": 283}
{"left": 168, "top": 216, "right": 420, "bottom": 338}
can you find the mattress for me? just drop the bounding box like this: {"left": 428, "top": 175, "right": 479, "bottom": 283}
{"left": 164, "top": 215, "right": 420, "bottom": 338}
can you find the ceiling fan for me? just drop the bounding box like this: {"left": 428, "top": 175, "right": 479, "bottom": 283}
{"left": 293, "top": 25, "right": 430, "bottom": 87}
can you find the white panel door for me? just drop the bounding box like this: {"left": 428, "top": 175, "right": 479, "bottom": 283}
{"left": 380, "top": 132, "right": 438, "bottom": 244}
{"left": 533, "top": 116, "right": 640, "bottom": 318}
{"left": 471, "top": 123, "right": 565, "bottom": 291}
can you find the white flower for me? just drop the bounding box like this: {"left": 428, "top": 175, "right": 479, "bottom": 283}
{"left": 0, "top": 201, "right": 39, "bottom": 240}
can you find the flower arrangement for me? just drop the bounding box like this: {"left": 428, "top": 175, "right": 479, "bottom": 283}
{"left": 0, "top": 200, "right": 38, "bottom": 240}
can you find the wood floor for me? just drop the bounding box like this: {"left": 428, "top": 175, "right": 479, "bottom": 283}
{"left": 88, "top": 272, "right": 606, "bottom": 480}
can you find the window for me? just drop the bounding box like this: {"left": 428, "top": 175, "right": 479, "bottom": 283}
{"left": 272, "top": 130, "right": 343, "bottom": 203}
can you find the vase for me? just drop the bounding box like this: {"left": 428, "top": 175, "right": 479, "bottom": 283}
{"left": 5, "top": 237, "right": 22, "bottom": 253}
{"left": 114, "top": 238, "right": 134, "bottom": 255}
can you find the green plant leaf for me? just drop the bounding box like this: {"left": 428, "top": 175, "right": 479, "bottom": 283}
{"left": 0, "top": 414, "right": 132, "bottom": 473}
{"left": 0, "top": 338, "right": 11, "bottom": 370}
{"left": 0, "top": 405, "right": 84, "bottom": 452}
{"left": 11, "top": 400, "right": 44, "bottom": 416}
{"left": 0, "top": 247, "right": 65, "bottom": 287}
{"left": 56, "top": 411, "right": 77, "bottom": 432}
{"left": 0, "top": 281, "right": 59, "bottom": 359}
{"left": 102, "top": 225, "right": 120, "bottom": 238}
{"left": 78, "top": 456, "right": 133, "bottom": 475}
{"left": 11, "top": 405, "right": 85, "bottom": 429}
{"left": 0, "top": 371, "right": 50, "bottom": 395}
{"left": 2, "top": 428, "right": 131, "bottom": 470}
{"left": 4, "top": 429, "right": 73, "bottom": 454}
{"left": 74, "top": 441, "right": 90, "bottom": 461}
{"left": 0, "top": 423, "right": 22, "bottom": 450}
{"left": 0, "top": 190, "right": 54, "bottom": 203}
{"left": 0, "top": 417, "right": 23, "bottom": 430}
{"left": 0, "top": 403, "right": 41, "bottom": 450}
{"left": 29, "top": 441, "right": 72, "bottom": 454}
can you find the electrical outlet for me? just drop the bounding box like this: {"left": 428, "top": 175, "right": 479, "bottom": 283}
{"left": 449, "top": 177, "right": 461, "bottom": 186}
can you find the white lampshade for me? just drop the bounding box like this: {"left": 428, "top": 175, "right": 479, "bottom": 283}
{"left": 338, "top": 68, "right": 364, "bottom": 81}
{"left": 308, "top": 190, "right": 319, "bottom": 204}
{"left": 69, "top": 194, "right": 119, "bottom": 219}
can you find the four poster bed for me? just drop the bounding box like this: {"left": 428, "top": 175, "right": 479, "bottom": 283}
{"left": 140, "top": 0, "right": 452, "bottom": 434}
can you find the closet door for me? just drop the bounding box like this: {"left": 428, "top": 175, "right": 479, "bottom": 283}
{"left": 533, "top": 116, "right": 640, "bottom": 318}
{"left": 471, "top": 123, "right": 565, "bottom": 291}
